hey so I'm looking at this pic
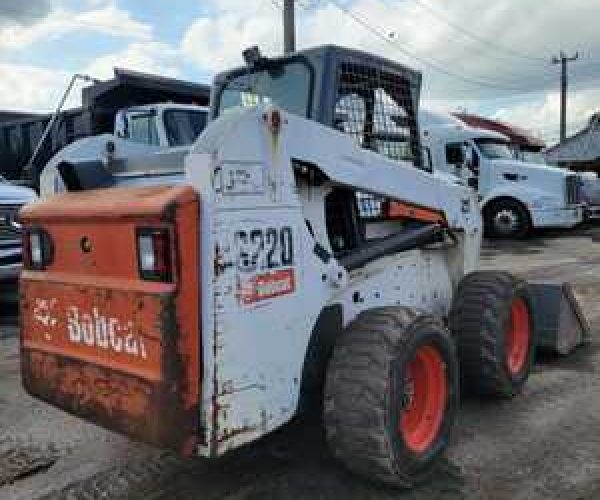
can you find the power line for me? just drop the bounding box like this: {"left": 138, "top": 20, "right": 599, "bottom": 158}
{"left": 330, "top": 1, "right": 549, "bottom": 93}
{"left": 411, "top": 0, "right": 549, "bottom": 64}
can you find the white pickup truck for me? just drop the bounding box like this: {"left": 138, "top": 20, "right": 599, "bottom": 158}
{"left": 420, "top": 110, "right": 582, "bottom": 238}
{"left": 0, "top": 176, "right": 36, "bottom": 292}
{"left": 40, "top": 102, "right": 208, "bottom": 197}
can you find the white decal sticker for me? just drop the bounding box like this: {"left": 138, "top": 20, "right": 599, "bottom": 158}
{"left": 66, "top": 306, "right": 147, "bottom": 359}
{"left": 32, "top": 299, "right": 148, "bottom": 360}
{"left": 33, "top": 298, "right": 58, "bottom": 327}
{"left": 215, "top": 164, "right": 265, "bottom": 195}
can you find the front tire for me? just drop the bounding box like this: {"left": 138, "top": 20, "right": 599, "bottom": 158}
{"left": 484, "top": 199, "right": 531, "bottom": 239}
{"left": 324, "top": 307, "right": 459, "bottom": 487}
{"left": 449, "top": 271, "right": 535, "bottom": 397}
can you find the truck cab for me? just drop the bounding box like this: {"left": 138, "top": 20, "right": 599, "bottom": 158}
{"left": 114, "top": 103, "right": 208, "bottom": 148}
{"left": 420, "top": 109, "right": 582, "bottom": 238}
{"left": 39, "top": 103, "right": 209, "bottom": 197}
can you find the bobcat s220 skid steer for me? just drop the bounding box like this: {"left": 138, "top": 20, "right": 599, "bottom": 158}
{"left": 17, "top": 46, "right": 586, "bottom": 487}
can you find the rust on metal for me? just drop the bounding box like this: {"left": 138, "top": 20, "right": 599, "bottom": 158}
{"left": 20, "top": 185, "right": 201, "bottom": 456}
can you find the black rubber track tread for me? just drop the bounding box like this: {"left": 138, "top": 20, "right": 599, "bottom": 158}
{"left": 324, "top": 306, "right": 456, "bottom": 487}
{"left": 448, "top": 271, "right": 534, "bottom": 397}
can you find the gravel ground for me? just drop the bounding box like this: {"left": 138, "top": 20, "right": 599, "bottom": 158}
{"left": 2, "top": 227, "right": 600, "bottom": 500}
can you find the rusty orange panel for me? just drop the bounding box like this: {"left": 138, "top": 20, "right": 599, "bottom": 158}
{"left": 20, "top": 185, "right": 201, "bottom": 456}
{"left": 383, "top": 200, "right": 447, "bottom": 226}
{"left": 19, "top": 185, "right": 197, "bottom": 223}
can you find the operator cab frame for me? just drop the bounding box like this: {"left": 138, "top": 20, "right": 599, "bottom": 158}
{"left": 211, "top": 45, "right": 424, "bottom": 170}
{"left": 211, "top": 46, "right": 447, "bottom": 266}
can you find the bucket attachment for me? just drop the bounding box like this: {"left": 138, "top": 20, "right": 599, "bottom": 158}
{"left": 528, "top": 281, "right": 590, "bottom": 355}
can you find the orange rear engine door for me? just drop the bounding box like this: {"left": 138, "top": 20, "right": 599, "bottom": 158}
{"left": 19, "top": 185, "right": 201, "bottom": 456}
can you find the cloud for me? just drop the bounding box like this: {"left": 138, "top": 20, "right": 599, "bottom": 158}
{"left": 0, "top": 2, "right": 152, "bottom": 51}
{"left": 181, "top": 0, "right": 600, "bottom": 139}
{"left": 2, "top": 0, "right": 598, "bottom": 142}
{"left": 0, "top": 63, "right": 75, "bottom": 111}
{"left": 493, "top": 88, "right": 600, "bottom": 144}
{"left": 85, "top": 41, "right": 181, "bottom": 80}
{"left": 182, "top": 2, "right": 281, "bottom": 73}
{"left": 0, "top": 0, "right": 51, "bottom": 25}
{"left": 0, "top": 38, "right": 185, "bottom": 112}
{"left": 0, "top": 2, "right": 185, "bottom": 112}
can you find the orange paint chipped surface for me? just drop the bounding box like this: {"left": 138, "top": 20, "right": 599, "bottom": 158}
{"left": 384, "top": 200, "right": 447, "bottom": 225}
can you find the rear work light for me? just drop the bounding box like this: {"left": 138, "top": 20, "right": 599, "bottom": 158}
{"left": 23, "top": 228, "right": 54, "bottom": 270}
{"left": 136, "top": 228, "right": 174, "bottom": 282}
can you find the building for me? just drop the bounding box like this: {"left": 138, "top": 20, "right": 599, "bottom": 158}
{"left": 545, "top": 113, "right": 600, "bottom": 173}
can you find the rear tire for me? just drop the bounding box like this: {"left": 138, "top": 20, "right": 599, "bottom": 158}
{"left": 449, "top": 271, "right": 535, "bottom": 397}
{"left": 484, "top": 199, "right": 531, "bottom": 239}
{"left": 324, "top": 307, "right": 459, "bottom": 487}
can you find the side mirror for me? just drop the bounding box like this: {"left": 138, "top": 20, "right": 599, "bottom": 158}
{"left": 462, "top": 143, "right": 474, "bottom": 170}
{"left": 115, "top": 111, "right": 128, "bottom": 139}
{"left": 421, "top": 146, "right": 433, "bottom": 173}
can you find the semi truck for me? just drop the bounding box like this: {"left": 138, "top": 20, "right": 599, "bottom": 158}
{"left": 420, "top": 109, "right": 582, "bottom": 238}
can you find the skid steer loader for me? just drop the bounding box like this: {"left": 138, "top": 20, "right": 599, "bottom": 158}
{"left": 17, "top": 46, "right": 584, "bottom": 487}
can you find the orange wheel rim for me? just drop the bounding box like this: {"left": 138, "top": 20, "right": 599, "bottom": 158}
{"left": 399, "top": 345, "right": 447, "bottom": 454}
{"left": 506, "top": 297, "right": 531, "bottom": 375}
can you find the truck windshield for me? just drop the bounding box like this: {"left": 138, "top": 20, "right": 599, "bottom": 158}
{"left": 164, "top": 109, "right": 208, "bottom": 146}
{"left": 475, "top": 138, "right": 513, "bottom": 160}
{"left": 519, "top": 150, "right": 547, "bottom": 164}
{"left": 217, "top": 61, "right": 312, "bottom": 118}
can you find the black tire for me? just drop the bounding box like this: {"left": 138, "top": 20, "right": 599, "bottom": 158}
{"left": 449, "top": 271, "right": 535, "bottom": 398}
{"left": 324, "top": 307, "right": 459, "bottom": 487}
{"left": 484, "top": 198, "right": 531, "bottom": 239}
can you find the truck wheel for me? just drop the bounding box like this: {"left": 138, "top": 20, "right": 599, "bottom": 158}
{"left": 449, "top": 271, "right": 535, "bottom": 397}
{"left": 324, "top": 307, "right": 459, "bottom": 487}
{"left": 484, "top": 199, "right": 531, "bottom": 239}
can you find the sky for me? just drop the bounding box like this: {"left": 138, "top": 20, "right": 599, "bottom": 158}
{"left": 1, "top": 0, "right": 599, "bottom": 145}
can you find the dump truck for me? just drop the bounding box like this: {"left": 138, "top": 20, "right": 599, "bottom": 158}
{"left": 0, "top": 68, "right": 210, "bottom": 187}
{"left": 17, "top": 45, "right": 586, "bottom": 487}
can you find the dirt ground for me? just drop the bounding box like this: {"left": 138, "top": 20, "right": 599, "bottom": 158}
{"left": 2, "top": 227, "right": 600, "bottom": 500}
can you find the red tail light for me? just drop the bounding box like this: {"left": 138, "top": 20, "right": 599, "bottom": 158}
{"left": 136, "top": 228, "right": 173, "bottom": 282}
{"left": 22, "top": 228, "right": 54, "bottom": 270}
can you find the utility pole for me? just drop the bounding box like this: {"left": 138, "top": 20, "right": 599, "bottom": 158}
{"left": 552, "top": 51, "right": 579, "bottom": 142}
{"left": 283, "top": 0, "right": 295, "bottom": 54}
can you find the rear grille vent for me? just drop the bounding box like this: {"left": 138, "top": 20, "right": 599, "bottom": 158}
{"left": 566, "top": 175, "right": 578, "bottom": 205}
{"left": 0, "top": 204, "right": 22, "bottom": 242}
